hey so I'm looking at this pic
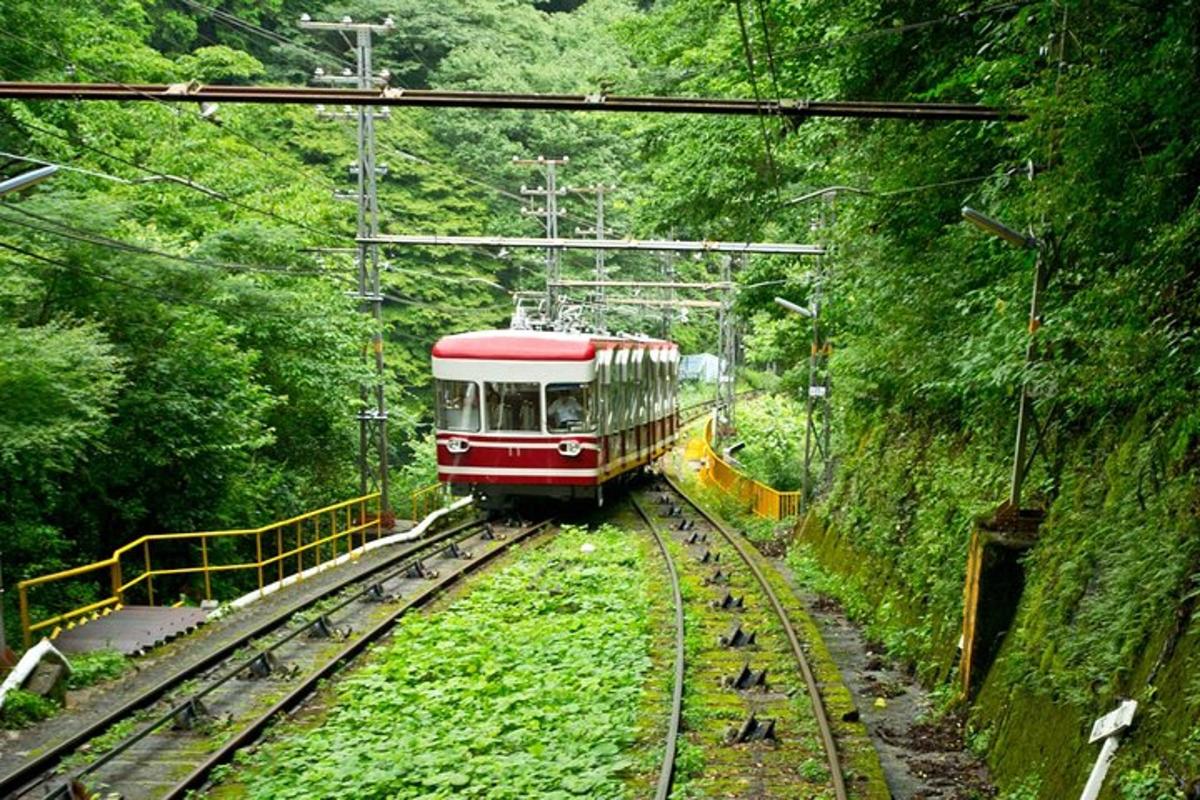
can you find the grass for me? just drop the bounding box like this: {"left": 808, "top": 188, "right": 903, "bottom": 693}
{"left": 223, "top": 523, "right": 653, "bottom": 799}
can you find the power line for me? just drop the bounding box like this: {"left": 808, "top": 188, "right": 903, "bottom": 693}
{"left": 733, "top": 0, "right": 781, "bottom": 199}
{"left": 6, "top": 115, "right": 347, "bottom": 242}
{"left": 0, "top": 28, "right": 345, "bottom": 206}
{"left": 0, "top": 204, "right": 334, "bottom": 276}
{"left": 0, "top": 206, "right": 511, "bottom": 318}
{"left": 176, "top": 0, "right": 358, "bottom": 74}
{"left": 0, "top": 82, "right": 1025, "bottom": 121}
{"left": 181, "top": 1, "right": 636, "bottom": 238}
{"left": 752, "top": 0, "right": 783, "bottom": 102}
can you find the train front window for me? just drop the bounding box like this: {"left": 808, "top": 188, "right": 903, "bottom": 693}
{"left": 436, "top": 380, "right": 480, "bottom": 432}
{"left": 546, "top": 383, "right": 594, "bottom": 433}
{"left": 485, "top": 382, "right": 541, "bottom": 432}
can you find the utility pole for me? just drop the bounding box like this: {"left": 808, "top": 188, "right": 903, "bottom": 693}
{"left": 659, "top": 240, "right": 677, "bottom": 340}
{"left": 572, "top": 183, "right": 609, "bottom": 333}
{"left": 513, "top": 156, "right": 568, "bottom": 326}
{"left": 301, "top": 13, "right": 394, "bottom": 518}
{"left": 716, "top": 255, "right": 738, "bottom": 437}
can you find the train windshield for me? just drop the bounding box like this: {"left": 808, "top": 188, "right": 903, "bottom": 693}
{"left": 546, "top": 383, "right": 595, "bottom": 433}
{"left": 435, "top": 380, "right": 480, "bottom": 432}
{"left": 485, "top": 382, "right": 542, "bottom": 432}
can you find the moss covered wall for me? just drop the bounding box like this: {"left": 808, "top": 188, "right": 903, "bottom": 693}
{"left": 794, "top": 412, "right": 1200, "bottom": 798}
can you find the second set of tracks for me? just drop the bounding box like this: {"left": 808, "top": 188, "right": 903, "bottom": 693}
{"left": 5, "top": 459, "right": 849, "bottom": 800}
{"left": 1, "top": 515, "right": 555, "bottom": 800}
{"left": 633, "top": 475, "right": 848, "bottom": 800}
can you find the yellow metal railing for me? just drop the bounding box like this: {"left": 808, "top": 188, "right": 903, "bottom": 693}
{"left": 17, "top": 493, "right": 382, "bottom": 648}
{"left": 695, "top": 419, "right": 802, "bottom": 521}
{"left": 409, "top": 483, "right": 447, "bottom": 520}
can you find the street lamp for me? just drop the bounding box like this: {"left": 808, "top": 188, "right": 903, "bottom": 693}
{"left": 961, "top": 206, "right": 1048, "bottom": 513}
{"left": 0, "top": 164, "right": 57, "bottom": 196}
{"left": 774, "top": 296, "right": 814, "bottom": 317}
{"left": 962, "top": 206, "right": 1038, "bottom": 250}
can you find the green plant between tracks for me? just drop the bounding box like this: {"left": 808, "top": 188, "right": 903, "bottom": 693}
{"left": 223, "top": 524, "right": 652, "bottom": 799}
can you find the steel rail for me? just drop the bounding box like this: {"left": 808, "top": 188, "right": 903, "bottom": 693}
{"left": 630, "top": 496, "right": 686, "bottom": 800}
{"left": 661, "top": 474, "right": 849, "bottom": 800}
{"left": 0, "top": 515, "right": 487, "bottom": 799}
{"left": 38, "top": 517, "right": 496, "bottom": 799}
{"left": 161, "top": 518, "right": 556, "bottom": 799}
{"left": 0, "top": 82, "right": 1025, "bottom": 121}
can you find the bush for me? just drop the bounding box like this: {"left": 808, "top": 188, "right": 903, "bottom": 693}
{"left": 1, "top": 689, "right": 58, "bottom": 729}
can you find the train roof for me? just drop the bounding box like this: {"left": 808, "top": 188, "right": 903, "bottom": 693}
{"left": 432, "top": 330, "right": 675, "bottom": 361}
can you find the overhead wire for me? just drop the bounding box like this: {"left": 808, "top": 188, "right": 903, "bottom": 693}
{"left": 732, "top": 0, "right": 782, "bottom": 201}
{"left": 175, "top": 0, "right": 357, "bottom": 73}
{"left": 0, "top": 206, "right": 511, "bottom": 315}
{"left": 173, "top": 1, "right": 637, "bottom": 241}
{"left": 8, "top": 115, "right": 346, "bottom": 241}
{"left": 0, "top": 27, "right": 347, "bottom": 211}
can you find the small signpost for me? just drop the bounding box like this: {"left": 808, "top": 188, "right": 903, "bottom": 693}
{"left": 1080, "top": 699, "right": 1137, "bottom": 800}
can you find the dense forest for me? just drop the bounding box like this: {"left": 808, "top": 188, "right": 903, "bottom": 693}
{"left": 1, "top": 0, "right": 1197, "bottom": 797}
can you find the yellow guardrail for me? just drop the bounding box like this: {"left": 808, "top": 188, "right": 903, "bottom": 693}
{"left": 17, "top": 493, "right": 382, "bottom": 649}
{"left": 409, "top": 483, "right": 448, "bottom": 521}
{"left": 695, "top": 418, "right": 802, "bottom": 521}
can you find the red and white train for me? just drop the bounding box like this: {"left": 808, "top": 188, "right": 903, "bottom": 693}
{"left": 431, "top": 329, "right": 680, "bottom": 508}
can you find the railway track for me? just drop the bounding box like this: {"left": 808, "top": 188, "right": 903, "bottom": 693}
{"left": 3, "top": 516, "right": 555, "bottom": 800}
{"left": 633, "top": 476, "right": 848, "bottom": 800}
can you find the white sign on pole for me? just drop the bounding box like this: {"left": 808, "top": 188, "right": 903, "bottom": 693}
{"left": 809, "top": 385, "right": 827, "bottom": 398}
{"left": 1088, "top": 699, "right": 1137, "bottom": 743}
{"left": 1079, "top": 700, "right": 1137, "bottom": 800}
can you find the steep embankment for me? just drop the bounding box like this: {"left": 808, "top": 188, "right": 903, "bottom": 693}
{"left": 794, "top": 410, "right": 1200, "bottom": 798}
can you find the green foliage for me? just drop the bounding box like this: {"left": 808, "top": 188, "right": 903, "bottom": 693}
{"left": 0, "top": 689, "right": 58, "bottom": 729}
{"left": 732, "top": 394, "right": 807, "bottom": 491}
{"left": 1117, "top": 763, "right": 1184, "bottom": 800}
{"left": 229, "top": 524, "right": 651, "bottom": 798}
{"left": 65, "top": 649, "right": 130, "bottom": 690}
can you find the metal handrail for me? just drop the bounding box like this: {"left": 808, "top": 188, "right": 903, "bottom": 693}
{"left": 695, "top": 418, "right": 802, "bottom": 520}
{"left": 17, "top": 493, "right": 382, "bottom": 648}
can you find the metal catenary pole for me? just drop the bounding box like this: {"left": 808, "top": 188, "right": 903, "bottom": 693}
{"left": 716, "top": 255, "right": 738, "bottom": 436}
{"left": 572, "top": 184, "right": 609, "bottom": 333}
{"left": 300, "top": 14, "right": 393, "bottom": 517}
{"left": 515, "top": 156, "right": 568, "bottom": 326}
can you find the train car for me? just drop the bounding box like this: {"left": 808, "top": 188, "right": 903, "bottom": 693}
{"left": 431, "top": 329, "right": 680, "bottom": 508}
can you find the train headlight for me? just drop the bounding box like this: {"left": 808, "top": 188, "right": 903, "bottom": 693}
{"left": 447, "top": 437, "right": 470, "bottom": 454}
{"left": 557, "top": 440, "right": 582, "bottom": 458}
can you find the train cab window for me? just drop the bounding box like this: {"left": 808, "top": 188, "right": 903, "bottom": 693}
{"left": 485, "top": 382, "right": 541, "bottom": 432}
{"left": 546, "top": 383, "right": 595, "bottom": 433}
{"left": 435, "top": 380, "right": 480, "bottom": 432}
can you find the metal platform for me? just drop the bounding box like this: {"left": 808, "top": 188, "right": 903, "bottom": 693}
{"left": 53, "top": 606, "right": 211, "bottom": 656}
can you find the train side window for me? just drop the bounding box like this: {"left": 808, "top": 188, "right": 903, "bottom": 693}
{"left": 546, "top": 383, "right": 595, "bottom": 433}
{"left": 435, "top": 380, "right": 480, "bottom": 432}
{"left": 485, "top": 382, "right": 541, "bottom": 432}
